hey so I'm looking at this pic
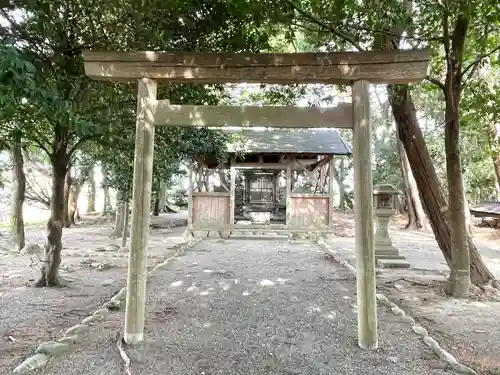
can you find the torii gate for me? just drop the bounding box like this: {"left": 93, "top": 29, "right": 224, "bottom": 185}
{"left": 83, "top": 49, "right": 429, "bottom": 350}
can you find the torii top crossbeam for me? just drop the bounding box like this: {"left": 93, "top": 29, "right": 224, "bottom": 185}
{"left": 83, "top": 49, "right": 429, "bottom": 85}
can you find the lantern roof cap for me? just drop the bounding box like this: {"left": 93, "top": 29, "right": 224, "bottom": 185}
{"left": 373, "top": 184, "right": 401, "bottom": 195}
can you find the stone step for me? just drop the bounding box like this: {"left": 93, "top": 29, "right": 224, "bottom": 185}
{"left": 375, "top": 254, "right": 406, "bottom": 261}
{"left": 377, "top": 259, "right": 411, "bottom": 269}
{"left": 229, "top": 235, "right": 290, "bottom": 241}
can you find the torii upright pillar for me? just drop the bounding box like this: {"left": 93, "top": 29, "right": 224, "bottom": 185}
{"left": 352, "top": 80, "right": 377, "bottom": 350}
{"left": 124, "top": 78, "right": 157, "bottom": 345}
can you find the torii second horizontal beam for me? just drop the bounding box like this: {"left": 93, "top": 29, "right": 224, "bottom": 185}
{"left": 152, "top": 101, "right": 353, "bottom": 128}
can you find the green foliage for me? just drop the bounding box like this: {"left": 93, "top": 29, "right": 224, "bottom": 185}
{"left": 251, "top": 0, "right": 500, "bottom": 201}
{"left": 3, "top": 0, "right": 500, "bottom": 210}
{"left": 0, "top": 42, "right": 37, "bottom": 149}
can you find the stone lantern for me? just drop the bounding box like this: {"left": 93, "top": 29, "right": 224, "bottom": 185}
{"left": 373, "top": 184, "right": 409, "bottom": 268}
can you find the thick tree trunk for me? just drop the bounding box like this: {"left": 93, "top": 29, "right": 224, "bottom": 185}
{"left": 332, "top": 161, "right": 348, "bottom": 210}
{"left": 203, "top": 170, "right": 210, "bottom": 192}
{"left": 68, "top": 167, "right": 90, "bottom": 225}
{"left": 462, "top": 180, "right": 473, "bottom": 236}
{"left": 196, "top": 168, "right": 203, "bottom": 192}
{"left": 86, "top": 168, "right": 96, "bottom": 212}
{"left": 493, "top": 155, "right": 500, "bottom": 195}
{"left": 444, "top": 95, "right": 470, "bottom": 296}
{"left": 442, "top": 14, "right": 472, "bottom": 296}
{"left": 68, "top": 184, "right": 82, "bottom": 225}
{"left": 102, "top": 184, "right": 111, "bottom": 215}
{"left": 10, "top": 140, "right": 26, "bottom": 251}
{"left": 158, "top": 182, "right": 167, "bottom": 212}
{"left": 101, "top": 163, "right": 112, "bottom": 216}
{"left": 396, "top": 125, "right": 427, "bottom": 229}
{"left": 35, "top": 155, "right": 67, "bottom": 287}
{"left": 121, "top": 201, "right": 129, "bottom": 247}
{"left": 110, "top": 193, "right": 125, "bottom": 237}
{"left": 486, "top": 122, "right": 500, "bottom": 195}
{"left": 153, "top": 197, "right": 160, "bottom": 216}
{"left": 388, "top": 84, "right": 496, "bottom": 288}
{"left": 63, "top": 171, "right": 72, "bottom": 228}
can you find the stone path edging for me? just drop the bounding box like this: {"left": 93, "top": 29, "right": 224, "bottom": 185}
{"left": 317, "top": 240, "right": 477, "bottom": 375}
{"left": 12, "top": 238, "right": 202, "bottom": 374}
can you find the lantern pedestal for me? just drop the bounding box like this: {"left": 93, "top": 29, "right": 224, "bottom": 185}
{"left": 373, "top": 184, "right": 410, "bottom": 269}
{"left": 374, "top": 211, "right": 404, "bottom": 259}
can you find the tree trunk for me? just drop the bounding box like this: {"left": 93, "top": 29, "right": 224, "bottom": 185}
{"left": 153, "top": 197, "right": 160, "bottom": 216}
{"left": 35, "top": 155, "right": 67, "bottom": 287}
{"left": 86, "top": 167, "right": 96, "bottom": 212}
{"left": 332, "top": 161, "right": 348, "bottom": 210}
{"left": 158, "top": 182, "right": 167, "bottom": 212}
{"left": 376, "top": 0, "right": 492, "bottom": 290}
{"left": 442, "top": 12, "right": 472, "bottom": 296}
{"left": 101, "top": 163, "right": 112, "bottom": 216}
{"left": 396, "top": 124, "right": 427, "bottom": 229}
{"left": 121, "top": 201, "right": 129, "bottom": 247}
{"left": 102, "top": 184, "right": 111, "bottom": 215}
{"left": 203, "top": 170, "right": 210, "bottom": 191}
{"left": 485, "top": 122, "right": 500, "bottom": 195}
{"left": 463, "top": 180, "right": 473, "bottom": 236}
{"left": 10, "top": 140, "right": 26, "bottom": 251}
{"left": 444, "top": 83, "right": 470, "bottom": 295}
{"left": 388, "top": 84, "right": 496, "bottom": 288}
{"left": 63, "top": 171, "right": 72, "bottom": 228}
{"left": 68, "top": 183, "right": 82, "bottom": 225}
{"left": 195, "top": 164, "right": 204, "bottom": 192}
{"left": 493, "top": 155, "right": 500, "bottom": 196}
{"left": 110, "top": 193, "right": 125, "bottom": 237}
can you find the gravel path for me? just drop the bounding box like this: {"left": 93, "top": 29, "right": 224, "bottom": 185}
{"left": 36, "top": 238, "right": 451, "bottom": 375}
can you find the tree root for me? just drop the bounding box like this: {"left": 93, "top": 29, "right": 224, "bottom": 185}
{"left": 116, "top": 331, "right": 132, "bottom": 375}
{"left": 33, "top": 274, "right": 68, "bottom": 288}
{"left": 383, "top": 277, "right": 435, "bottom": 287}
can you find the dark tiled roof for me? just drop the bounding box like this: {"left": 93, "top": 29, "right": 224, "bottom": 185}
{"left": 224, "top": 128, "right": 351, "bottom": 155}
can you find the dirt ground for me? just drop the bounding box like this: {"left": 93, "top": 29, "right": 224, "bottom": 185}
{"left": 0, "top": 213, "right": 188, "bottom": 371}
{"left": 1, "top": 211, "right": 499, "bottom": 374}
{"left": 37, "top": 239, "right": 452, "bottom": 375}
{"left": 330, "top": 211, "right": 500, "bottom": 375}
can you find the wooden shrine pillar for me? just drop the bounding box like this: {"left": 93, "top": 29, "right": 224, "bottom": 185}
{"left": 124, "top": 78, "right": 157, "bottom": 345}
{"left": 352, "top": 80, "right": 377, "bottom": 350}
{"left": 328, "top": 155, "right": 335, "bottom": 232}
{"left": 286, "top": 158, "right": 292, "bottom": 226}
{"left": 229, "top": 158, "right": 236, "bottom": 225}
{"left": 187, "top": 161, "right": 194, "bottom": 231}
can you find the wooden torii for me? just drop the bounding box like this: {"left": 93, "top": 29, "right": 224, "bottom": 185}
{"left": 83, "top": 49, "right": 429, "bottom": 350}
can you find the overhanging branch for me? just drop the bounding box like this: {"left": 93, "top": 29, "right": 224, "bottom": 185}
{"left": 426, "top": 75, "right": 445, "bottom": 91}
{"left": 284, "top": 0, "right": 364, "bottom": 51}
{"left": 68, "top": 134, "right": 106, "bottom": 157}
{"left": 462, "top": 44, "right": 500, "bottom": 78}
